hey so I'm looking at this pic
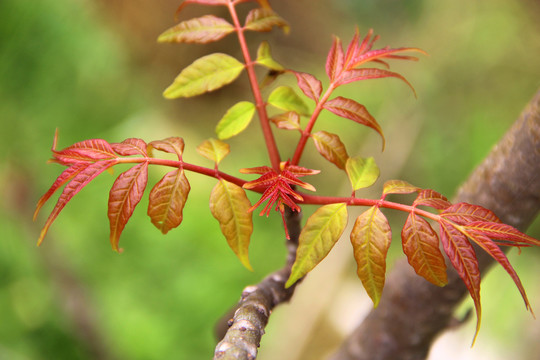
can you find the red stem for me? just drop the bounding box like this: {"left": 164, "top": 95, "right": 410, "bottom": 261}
{"left": 227, "top": 1, "right": 281, "bottom": 171}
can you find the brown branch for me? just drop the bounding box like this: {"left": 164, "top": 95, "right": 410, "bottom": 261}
{"left": 329, "top": 88, "right": 540, "bottom": 360}
{"left": 213, "top": 207, "right": 303, "bottom": 360}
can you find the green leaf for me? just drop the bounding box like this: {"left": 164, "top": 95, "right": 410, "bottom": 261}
{"left": 350, "top": 206, "right": 392, "bottom": 307}
{"left": 311, "top": 131, "right": 349, "bottom": 170}
{"left": 215, "top": 101, "right": 256, "bottom": 140}
{"left": 163, "top": 53, "right": 245, "bottom": 99}
{"left": 157, "top": 15, "right": 235, "bottom": 44}
{"left": 286, "top": 203, "right": 348, "bottom": 288}
{"left": 255, "top": 41, "right": 284, "bottom": 71}
{"left": 382, "top": 180, "right": 419, "bottom": 195}
{"left": 210, "top": 180, "right": 253, "bottom": 270}
{"left": 196, "top": 138, "right": 230, "bottom": 165}
{"left": 345, "top": 156, "right": 380, "bottom": 191}
{"left": 245, "top": 8, "right": 289, "bottom": 34}
{"left": 148, "top": 169, "right": 190, "bottom": 234}
{"left": 268, "top": 86, "right": 310, "bottom": 116}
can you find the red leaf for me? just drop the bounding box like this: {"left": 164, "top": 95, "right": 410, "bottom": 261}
{"left": 324, "top": 96, "right": 385, "bottom": 149}
{"left": 465, "top": 222, "right": 540, "bottom": 247}
{"left": 441, "top": 203, "right": 501, "bottom": 225}
{"left": 402, "top": 213, "right": 447, "bottom": 286}
{"left": 325, "top": 36, "right": 343, "bottom": 81}
{"left": 463, "top": 229, "right": 533, "bottom": 314}
{"left": 293, "top": 71, "right": 322, "bottom": 102}
{"left": 37, "top": 160, "right": 117, "bottom": 245}
{"left": 270, "top": 111, "right": 301, "bottom": 131}
{"left": 52, "top": 139, "right": 116, "bottom": 165}
{"left": 149, "top": 137, "right": 185, "bottom": 160}
{"left": 111, "top": 138, "right": 148, "bottom": 157}
{"left": 413, "top": 189, "right": 452, "bottom": 210}
{"left": 336, "top": 68, "right": 416, "bottom": 96}
{"left": 148, "top": 169, "right": 190, "bottom": 234}
{"left": 439, "top": 219, "right": 482, "bottom": 343}
{"left": 108, "top": 162, "right": 149, "bottom": 252}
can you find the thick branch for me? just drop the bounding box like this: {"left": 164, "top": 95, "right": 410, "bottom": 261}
{"left": 213, "top": 208, "right": 302, "bottom": 360}
{"left": 330, "top": 88, "right": 540, "bottom": 360}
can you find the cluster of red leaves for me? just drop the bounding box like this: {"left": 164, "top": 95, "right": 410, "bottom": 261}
{"left": 241, "top": 161, "right": 319, "bottom": 239}
{"left": 34, "top": 133, "right": 189, "bottom": 252}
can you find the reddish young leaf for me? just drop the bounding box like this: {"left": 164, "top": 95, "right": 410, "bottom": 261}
{"left": 286, "top": 203, "right": 348, "bottom": 288}
{"left": 465, "top": 222, "right": 540, "bottom": 247}
{"left": 413, "top": 189, "right": 452, "bottom": 210}
{"left": 37, "top": 160, "right": 117, "bottom": 245}
{"left": 270, "top": 112, "right": 301, "bottom": 131}
{"left": 149, "top": 137, "right": 185, "bottom": 160}
{"left": 108, "top": 162, "right": 149, "bottom": 252}
{"left": 350, "top": 206, "right": 392, "bottom": 307}
{"left": 52, "top": 139, "right": 116, "bottom": 165}
{"left": 336, "top": 68, "right": 416, "bottom": 96}
{"left": 441, "top": 202, "right": 501, "bottom": 225}
{"left": 325, "top": 35, "right": 344, "bottom": 81}
{"left": 148, "top": 169, "right": 191, "bottom": 235}
{"left": 210, "top": 179, "right": 253, "bottom": 270}
{"left": 292, "top": 71, "right": 322, "bottom": 103}
{"left": 402, "top": 213, "right": 447, "bottom": 286}
{"left": 462, "top": 228, "right": 533, "bottom": 314}
{"left": 244, "top": 8, "right": 289, "bottom": 33}
{"left": 157, "top": 15, "right": 235, "bottom": 44}
{"left": 439, "top": 219, "right": 482, "bottom": 343}
{"left": 311, "top": 131, "right": 349, "bottom": 170}
{"left": 111, "top": 138, "right": 148, "bottom": 157}
{"left": 382, "top": 179, "right": 420, "bottom": 195}
{"left": 324, "top": 96, "right": 385, "bottom": 149}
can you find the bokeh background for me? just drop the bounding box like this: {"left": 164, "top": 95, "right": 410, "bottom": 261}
{"left": 1, "top": 0, "right": 539, "bottom": 359}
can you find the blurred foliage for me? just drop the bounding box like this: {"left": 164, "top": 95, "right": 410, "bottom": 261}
{"left": 0, "top": 0, "right": 539, "bottom": 359}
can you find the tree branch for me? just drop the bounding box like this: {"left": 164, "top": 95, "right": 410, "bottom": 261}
{"left": 329, "top": 88, "right": 540, "bottom": 360}
{"left": 213, "top": 207, "right": 303, "bottom": 360}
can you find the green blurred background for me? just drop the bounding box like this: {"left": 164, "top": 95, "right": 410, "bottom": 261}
{"left": 1, "top": 0, "right": 539, "bottom": 359}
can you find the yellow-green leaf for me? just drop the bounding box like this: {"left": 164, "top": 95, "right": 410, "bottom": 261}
{"left": 345, "top": 156, "right": 380, "bottom": 191}
{"left": 163, "top": 53, "right": 244, "bottom": 99}
{"left": 350, "top": 206, "right": 392, "bottom": 307}
{"left": 286, "top": 203, "right": 348, "bottom": 288}
{"left": 209, "top": 179, "right": 253, "bottom": 270}
{"left": 268, "top": 86, "right": 310, "bottom": 116}
{"left": 196, "top": 138, "right": 230, "bottom": 165}
{"left": 311, "top": 131, "right": 349, "bottom": 170}
{"left": 382, "top": 180, "right": 419, "bottom": 195}
{"left": 255, "top": 41, "right": 284, "bottom": 71}
{"left": 215, "top": 101, "right": 256, "bottom": 140}
{"left": 148, "top": 169, "right": 190, "bottom": 234}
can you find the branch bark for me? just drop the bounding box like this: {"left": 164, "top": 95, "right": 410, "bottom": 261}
{"left": 213, "top": 207, "right": 303, "bottom": 360}
{"left": 329, "top": 88, "right": 540, "bottom": 360}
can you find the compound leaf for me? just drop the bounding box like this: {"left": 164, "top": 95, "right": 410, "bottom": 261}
{"left": 108, "top": 162, "right": 149, "bottom": 252}
{"left": 163, "top": 53, "right": 244, "bottom": 99}
{"left": 324, "top": 96, "right": 385, "bottom": 150}
{"left": 268, "top": 86, "right": 310, "bottom": 116}
{"left": 215, "top": 101, "right": 256, "bottom": 140}
{"left": 286, "top": 203, "right": 348, "bottom": 288}
{"left": 148, "top": 169, "right": 190, "bottom": 234}
{"left": 196, "top": 138, "right": 230, "bottom": 165}
{"left": 350, "top": 206, "right": 392, "bottom": 307}
{"left": 210, "top": 179, "right": 253, "bottom": 270}
{"left": 346, "top": 156, "right": 380, "bottom": 191}
{"left": 311, "top": 131, "right": 349, "bottom": 169}
{"left": 402, "top": 213, "right": 447, "bottom": 286}
{"left": 158, "top": 15, "right": 234, "bottom": 44}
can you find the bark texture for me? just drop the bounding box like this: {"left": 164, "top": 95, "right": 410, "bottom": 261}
{"left": 330, "top": 88, "right": 540, "bottom": 360}
{"left": 213, "top": 208, "right": 303, "bottom": 360}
